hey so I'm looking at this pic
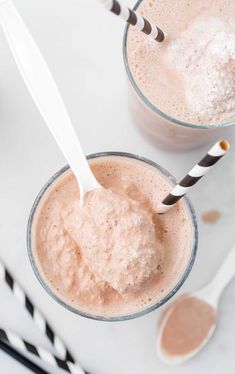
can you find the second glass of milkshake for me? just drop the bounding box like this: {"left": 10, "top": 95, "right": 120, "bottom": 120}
{"left": 124, "top": 0, "right": 235, "bottom": 150}
{"left": 27, "top": 153, "right": 198, "bottom": 321}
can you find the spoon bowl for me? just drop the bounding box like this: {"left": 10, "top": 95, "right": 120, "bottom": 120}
{"left": 157, "top": 242, "right": 235, "bottom": 365}
{"left": 156, "top": 295, "right": 217, "bottom": 365}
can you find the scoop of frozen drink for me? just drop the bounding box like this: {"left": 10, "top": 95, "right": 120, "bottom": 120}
{"left": 64, "top": 188, "right": 158, "bottom": 294}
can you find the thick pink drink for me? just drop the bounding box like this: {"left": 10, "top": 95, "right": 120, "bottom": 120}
{"left": 124, "top": 0, "right": 235, "bottom": 150}
{"left": 28, "top": 154, "right": 197, "bottom": 320}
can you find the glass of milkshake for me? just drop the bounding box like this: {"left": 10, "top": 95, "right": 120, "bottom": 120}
{"left": 27, "top": 152, "right": 198, "bottom": 321}
{"left": 123, "top": 0, "right": 235, "bottom": 150}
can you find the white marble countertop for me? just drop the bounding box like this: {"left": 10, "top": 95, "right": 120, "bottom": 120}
{"left": 0, "top": 0, "right": 235, "bottom": 373}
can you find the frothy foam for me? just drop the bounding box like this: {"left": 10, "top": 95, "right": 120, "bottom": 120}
{"left": 127, "top": 0, "right": 235, "bottom": 125}
{"left": 63, "top": 188, "right": 158, "bottom": 294}
{"left": 166, "top": 16, "right": 235, "bottom": 120}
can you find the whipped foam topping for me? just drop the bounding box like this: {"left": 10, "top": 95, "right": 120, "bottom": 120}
{"left": 166, "top": 16, "right": 235, "bottom": 121}
{"left": 64, "top": 188, "right": 158, "bottom": 294}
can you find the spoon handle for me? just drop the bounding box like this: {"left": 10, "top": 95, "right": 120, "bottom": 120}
{"left": 0, "top": 0, "right": 99, "bottom": 197}
{"left": 208, "top": 243, "right": 235, "bottom": 301}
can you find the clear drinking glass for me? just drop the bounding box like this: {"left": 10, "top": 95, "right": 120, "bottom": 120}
{"left": 123, "top": 0, "right": 235, "bottom": 151}
{"left": 27, "top": 152, "right": 198, "bottom": 321}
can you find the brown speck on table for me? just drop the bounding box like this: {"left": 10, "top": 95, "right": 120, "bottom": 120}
{"left": 201, "top": 210, "right": 221, "bottom": 224}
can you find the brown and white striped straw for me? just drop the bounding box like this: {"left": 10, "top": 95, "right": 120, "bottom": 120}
{"left": 157, "top": 140, "right": 230, "bottom": 214}
{"left": 101, "top": 0, "right": 165, "bottom": 42}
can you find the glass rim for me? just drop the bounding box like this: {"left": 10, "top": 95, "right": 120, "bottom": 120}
{"left": 27, "top": 151, "right": 198, "bottom": 322}
{"left": 122, "top": 0, "right": 235, "bottom": 130}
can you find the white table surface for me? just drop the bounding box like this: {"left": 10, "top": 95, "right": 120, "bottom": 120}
{"left": 0, "top": 0, "right": 235, "bottom": 373}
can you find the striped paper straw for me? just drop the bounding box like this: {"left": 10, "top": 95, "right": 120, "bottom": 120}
{"left": 0, "top": 328, "right": 85, "bottom": 374}
{"left": 101, "top": 0, "right": 165, "bottom": 42}
{"left": 0, "top": 339, "right": 50, "bottom": 374}
{"left": 157, "top": 140, "right": 230, "bottom": 214}
{"left": 0, "top": 260, "right": 74, "bottom": 364}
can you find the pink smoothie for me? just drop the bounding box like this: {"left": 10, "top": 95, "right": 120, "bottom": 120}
{"left": 160, "top": 296, "right": 216, "bottom": 357}
{"left": 126, "top": 0, "right": 235, "bottom": 149}
{"left": 32, "top": 156, "right": 193, "bottom": 317}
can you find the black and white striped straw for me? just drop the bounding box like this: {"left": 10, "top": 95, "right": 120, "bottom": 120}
{"left": 0, "top": 339, "right": 50, "bottom": 374}
{"left": 0, "top": 260, "right": 74, "bottom": 364}
{"left": 0, "top": 328, "right": 85, "bottom": 374}
{"left": 157, "top": 140, "right": 230, "bottom": 214}
{"left": 101, "top": 0, "right": 165, "bottom": 42}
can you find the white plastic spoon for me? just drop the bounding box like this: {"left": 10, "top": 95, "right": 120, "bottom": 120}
{"left": 0, "top": 0, "right": 101, "bottom": 201}
{"left": 157, "top": 242, "right": 235, "bottom": 365}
